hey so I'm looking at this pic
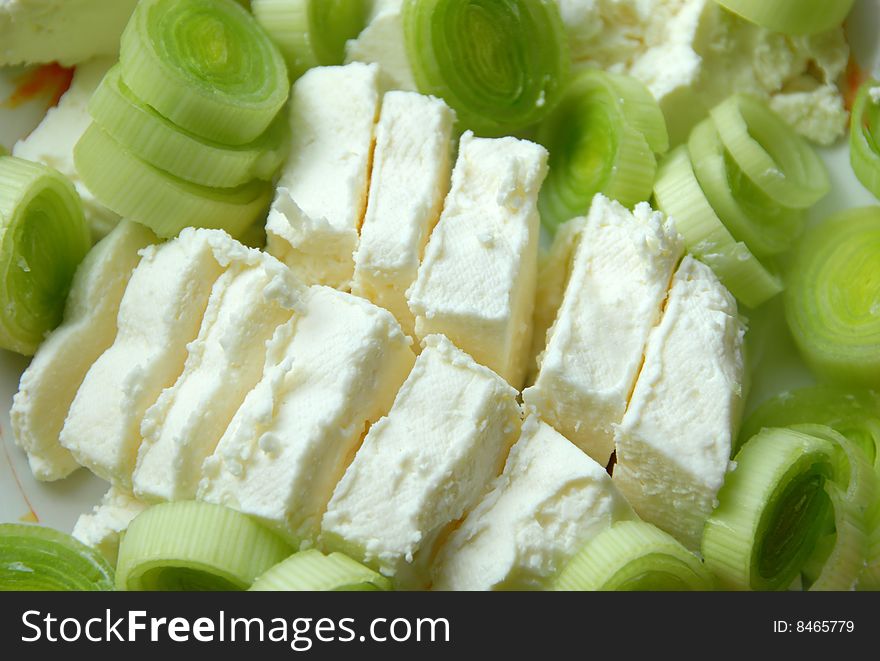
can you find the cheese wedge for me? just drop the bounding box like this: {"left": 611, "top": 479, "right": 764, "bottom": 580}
{"left": 352, "top": 90, "right": 455, "bottom": 336}
{"left": 432, "top": 416, "right": 634, "bottom": 590}
{"left": 198, "top": 286, "right": 415, "bottom": 544}
{"left": 133, "top": 253, "right": 305, "bottom": 503}
{"left": 11, "top": 220, "right": 156, "bottom": 481}
{"left": 59, "top": 229, "right": 236, "bottom": 487}
{"left": 407, "top": 132, "right": 547, "bottom": 388}
{"left": 613, "top": 255, "right": 745, "bottom": 550}
{"left": 266, "top": 63, "right": 380, "bottom": 289}
{"left": 321, "top": 334, "right": 522, "bottom": 589}
{"left": 523, "top": 195, "right": 683, "bottom": 466}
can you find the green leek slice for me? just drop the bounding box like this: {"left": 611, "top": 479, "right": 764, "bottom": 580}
{"left": 688, "top": 118, "right": 804, "bottom": 258}
{"left": 709, "top": 94, "right": 830, "bottom": 209}
{"left": 89, "top": 66, "right": 288, "bottom": 188}
{"left": 538, "top": 69, "right": 660, "bottom": 232}
{"left": 250, "top": 549, "right": 391, "bottom": 591}
{"left": 653, "top": 145, "right": 783, "bottom": 308}
{"left": 402, "top": 0, "right": 570, "bottom": 136}
{"left": 784, "top": 207, "right": 880, "bottom": 388}
{"left": 0, "top": 524, "right": 114, "bottom": 591}
{"left": 553, "top": 521, "right": 713, "bottom": 591}
{"left": 0, "top": 156, "right": 91, "bottom": 355}
{"left": 74, "top": 123, "right": 272, "bottom": 239}
{"left": 116, "top": 501, "right": 292, "bottom": 591}
{"left": 741, "top": 386, "right": 880, "bottom": 465}
{"left": 702, "top": 425, "right": 876, "bottom": 590}
{"left": 850, "top": 80, "right": 880, "bottom": 200}
{"left": 119, "top": 0, "right": 289, "bottom": 145}
{"left": 252, "top": 0, "right": 368, "bottom": 78}
{"left": 714, "top": 0, "right": 855, "bottom": 36}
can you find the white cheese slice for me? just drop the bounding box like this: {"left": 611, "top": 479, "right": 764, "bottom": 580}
{"left": 406, "top": 132, "right": 547, "bottom": 388}
{"left": 198, "top": 286, "right": 415, "bottom": 544}
{"left": 432, "top": 416, "right": 634, "bottom": 591}
{"left": 59, "top": 229, "right": 238, "bottom": 487}
{"left": 523, "top": 194, "right": 683, "bottom": 466}
{"left": 352, "top": 90, "right": 454, "bottom": 336}
{"left": 12, "top": 57, "right": 120, "bottom": 239}
{"left": 11, "top": 220, "right": 156, "bottom": 482}
{"left": 321, "top": 334, "right": 522, "bottom": 589}
{"left": 344, "top": 0, "right": 417, "bottom": 92}
{"left": 72, "top": 485, "right": 147, "bottom": 564}
{"left": 613, "top": 255, "right": 745, "bottom": 550}
{"left": 132, "top": 254, "right": 305, "bottom": 503}
{"left": 0, "top": 0, "right": 137, "bottom": 66}
{"left": 266, "top": 63, "right": 380, "bottom": 289}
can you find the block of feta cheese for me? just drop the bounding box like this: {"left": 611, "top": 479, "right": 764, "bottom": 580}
{"left": 59, "top": 229, "right": 238, "bottom": 487}
{"left": 432, "top": 416, "right": 634, "bottom": 591}
{"left": 11, "top": 220, "right": 156, "bottom": 482}
{"left": 132, "top": 253, "right": 305, "bottom": 503}
{"left": 72, "top": 486, "right": 147, "bottom": 564}
{"left": 523, "top": 195, "right": 683, "bottom": 466}
{"left": 613, "top": 255, "right": 746, "bottom": 550}
{"left": 321, "top": 334, "right": 522, "bottom": 589}
{"left": 560, "top": 0, "right": 849, "bottom": 145}
{"left": 351, "top": 91, "right": 455, "bottom": 337}
{"left": 0, "top": 0, "right": 137, "bottom": 66}
{"left": 406, "top": 132, "right": 548, "bottom": 388}
{"left": 266, "top": 63, "right": 380, "bottom": 289}
{"left": 345, "top": 0, "right": 416, "bottom": 92}
{"left": 13, "top": 57, "right": 120, "bottom": 239}
{"left": 198, "top": 286, "right": 415, "bottom": 544}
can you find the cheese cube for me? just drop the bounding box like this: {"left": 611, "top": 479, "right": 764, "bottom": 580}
{"left": 613, "top": 256, "right": 746, "bottom": 550}
{"left": 321, "top": 334, "right": 522, "bottom": 589}
{"left": 72, "top": 486, "right": 147, "bottom": 564}
{"left": 344, "top": 0, "right": 416, "bottom": 92}
{"left": 352, "top": 90, "right": 454, "bottom": 336}
{"left": 133, "top": 253, "right": 305, "bottom": 503}
{"left": 11, "top": 220, "right": 155, "bottom": 481}
{"left": 523, "top": 195, "right": 683, "bottom": 466}
{"left": 432, "top": 416, "right": 634, "bottom": 591}
{"left": 266, "top": 63, "right": 380, "bottom": 289}
{"left": 198, "top": 286, "right": 415, "bottom": 544}
{"left": 406, "top": 132, "right": 547, "bottom": 388}
{"left": 13, "top": 57, "right": 120, "bottom": 239}
{"left": 59, "top": 229, "right": 236, "bottom": 487}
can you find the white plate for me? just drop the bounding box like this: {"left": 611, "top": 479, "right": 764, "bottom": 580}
{"left": 1, "top": 2, "right": 880, "bottom": 536}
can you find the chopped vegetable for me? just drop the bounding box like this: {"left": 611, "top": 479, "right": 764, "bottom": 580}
{"left": 553, "top": 520, "right": 713, "bottom": 591}
{"left": 250, "top": 549, "right": 391, "bottom": 591}
{"left": 115, "top": 501, "right": 292, "bottom": 591}
{"left": 0, "top": 524, "right": 114, "bottom": 591}
{"left": 252, "top": 0, "right": 368, "bottom": 78}
{"left": 653, "top": 146, "right": 783, "bottom": 308}
{"left": 850, "top": 79, "right": 880, "bottom": 200}
{"left": 702, "top": 425, "right": 875, "bottom": 590}
{"left": 402, "top": 0, "right": 570, "bottom": 136}
{"left": 538, "top": 69, "right": 663, "bottom": 232}
{"left": 710, "top": 94, "right": 830, "bottom": 209}
{"left": 0, "top": 156, "right": 91, "bottom": 355}
{"left": 714, "top": 0, "right": 855, "bottom": 36}
{"left": 75, "top": 123, "right": 272, "bottom": 239}
{"left": 89, "top": 65, "right": 289, "bottom": 188}
{"left": 119, "top": 0, "right": 289, "bottom": 145}
{"left": 785, "top": 207, "right": 880, "bottom": 388}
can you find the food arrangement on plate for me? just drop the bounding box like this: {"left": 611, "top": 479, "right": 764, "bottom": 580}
{"left": 0, "top": 0, "right": 879, "bottom": 591}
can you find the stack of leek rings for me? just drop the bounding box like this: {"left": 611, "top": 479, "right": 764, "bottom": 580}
{"left": 654, "top": 94, "right": 830, "bottom": 309}
{"left": 74, "top": 0, "right": 290, "bottom": 239}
